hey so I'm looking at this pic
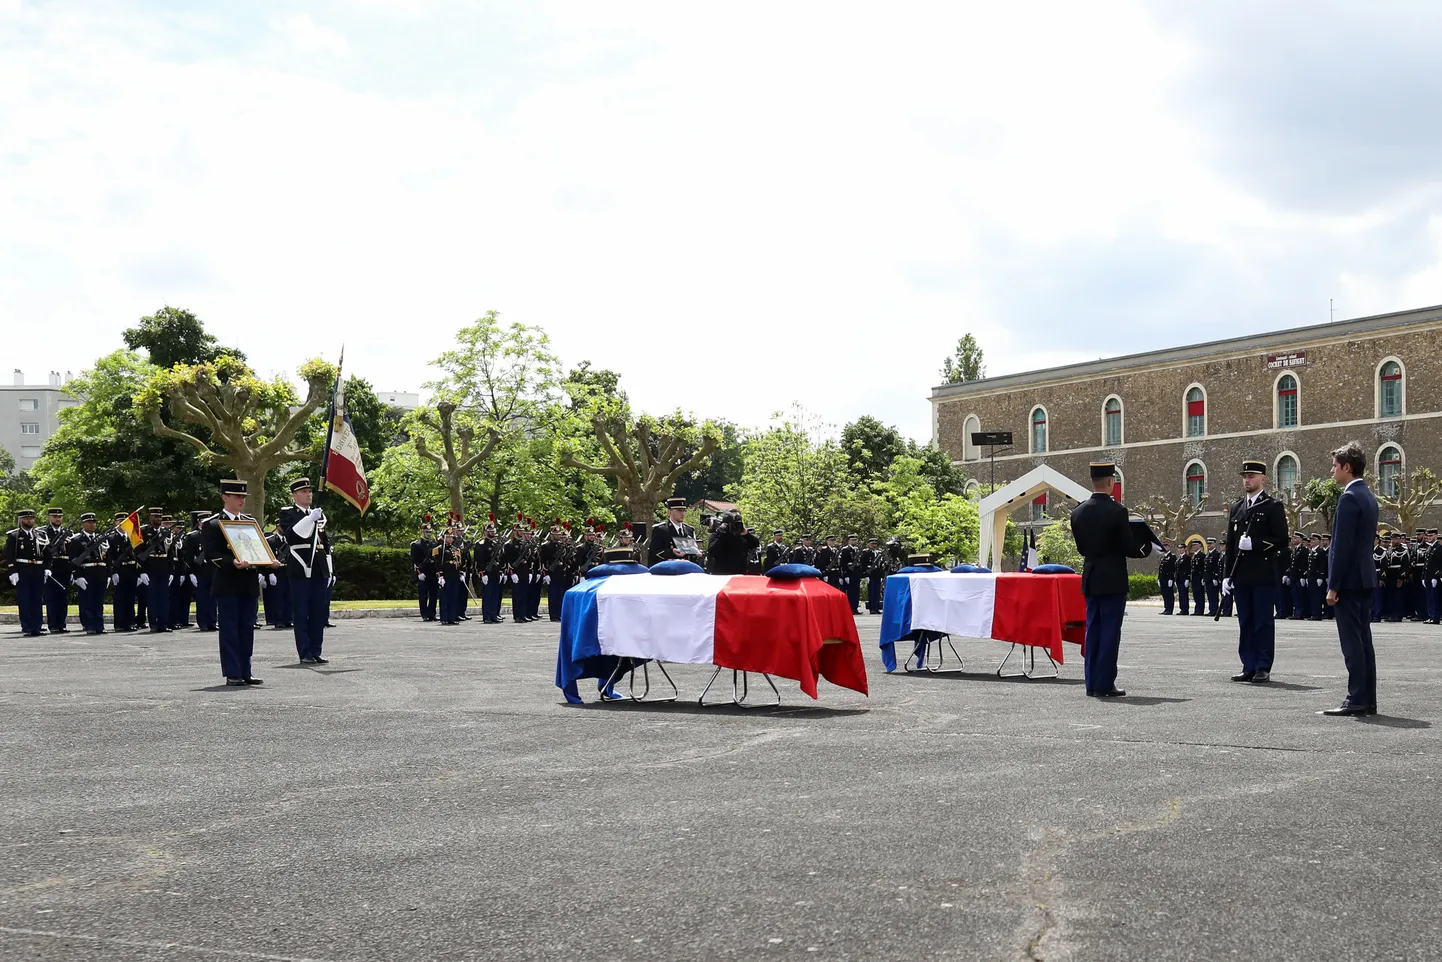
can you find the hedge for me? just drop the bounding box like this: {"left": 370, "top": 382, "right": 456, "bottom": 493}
{"left": 331, "top": 545, "right": 416, "bottom": 601}
{"left": 1128, "top": 573, "right": 1159, "bottom": 600}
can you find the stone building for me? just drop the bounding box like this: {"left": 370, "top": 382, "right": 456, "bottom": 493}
{"left": 930, "top": 303, "right": 1442, "bottom": 539}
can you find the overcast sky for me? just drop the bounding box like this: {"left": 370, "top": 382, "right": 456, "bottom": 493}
{"left": 3, "top": 0, "right": 1440, "bottom": 442}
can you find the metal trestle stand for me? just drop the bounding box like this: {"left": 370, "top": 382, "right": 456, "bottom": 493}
{"left": 698, "top": 668, "right": 780, "bottom": 708}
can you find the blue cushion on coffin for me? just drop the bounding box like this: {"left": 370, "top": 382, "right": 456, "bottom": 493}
{"left": 766, "top": 563, "right": 823, "bottom": 580}
{"left": 649, "top": 559, "right": 704, "bottom": 576}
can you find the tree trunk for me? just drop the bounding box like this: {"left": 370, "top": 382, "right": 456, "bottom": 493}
{"left": 238, "top": 464, "right": 267, "bottom": 526}
{"left": 447, "top": 471, "right": 465, "bottom": 522}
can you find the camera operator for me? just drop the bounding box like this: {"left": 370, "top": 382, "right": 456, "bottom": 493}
{"left": 704, "top": 511, "right": 759, "bottom": 576}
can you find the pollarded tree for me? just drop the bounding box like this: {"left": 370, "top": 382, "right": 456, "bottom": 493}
{"left": 134, "top": 355, "right": 336, "bottom": 525}
{"left": 413, "top": 401, "right": 500, "bottom": 522}
{"left": 560, "top": 399, "right": 723, "bottom": 527}
{"left": 1372, "top": 467, "right": 1442, "bottom": 535}
{"left": 1137, "top": 492, "right": 1208, "bottom": 545}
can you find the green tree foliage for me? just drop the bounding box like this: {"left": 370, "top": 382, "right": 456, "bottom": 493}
{"left": 122, "top": 305, "right": 245, "bottom": 369}
{"left": 30, "top": 350, "right": 224, "bottom": 518}
{"left": 840, "top": 416, "right": 906, "bottom": 482}
{"left": 732, "top": 405, "right": 851, "bottom": 537}
{"left": 135, "top": 354, "right": 337, "bottom": 525}
{"left": 939, "top": 333, "right": 986, "bottom": 384}
{"left": 1036, "top": 513, "right": 1083, "bottom": 569}
{"left": 418, "top": 311, "right": 562, "bottom": 520}
{"left": 673, "top": 419, "right": 745, "bottom": 504}
{"left": 0, "top": 447, "right": 38, "bottom": 525}
{"left": 878, "top": 456, "right": 981, "bottom": 563}
{"left": 288, "top": 376, "right": 396, "bottom": 542}
{"left": 1301, "top": 477, "right": 1343, "bottom": 532}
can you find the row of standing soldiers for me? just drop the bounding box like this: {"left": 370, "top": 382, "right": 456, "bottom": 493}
{"left": 4, "top": 507, "right": 233, "bottom": 636}
{"left": 1153, "top": 527, "right": 1442, "bottom": 624}
{"left": 409, "top": 517, "right": 644, "bottom": 625}
{"left": 761, "top": 532, "right": 903, "bottom": 615}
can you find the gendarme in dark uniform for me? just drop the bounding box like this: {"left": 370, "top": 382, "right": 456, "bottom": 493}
{"left": 5, "top": 509, "right": 47, "bottom": 636}
{"left": 648, "top": 497, "right": 699, "bottom": 567}
{"left": 1070, "top": 462, "right": 1151, "bottom": 697}
{"left": 1224, "top": 460, "right": 1290, "bottom": 683}
{"left": 277, "top": 478, "right": 334, "bottom": 665}
{"left": 201, "top": 479, "right": 266, "bottom": 686}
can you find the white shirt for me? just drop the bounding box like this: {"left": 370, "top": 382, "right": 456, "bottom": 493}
{"left": 1344, "top": 478, "right": 1365, "bottom": 492}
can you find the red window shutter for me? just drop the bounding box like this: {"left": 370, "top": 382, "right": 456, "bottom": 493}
{"left": 1033, "top": 494, "right": 1047, "bottom": 506}
{"left": 1187, "top": 400, "right": 1205, "bottom": 417}
{"left": 1112, "top": 481, "right": 1123, "bottom": 501}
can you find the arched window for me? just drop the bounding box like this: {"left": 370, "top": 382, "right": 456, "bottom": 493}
{"left": 1185, "top": 461, "right": 1207, "bottom": 507}
{"left": 1275, "top": 453, "right": 1299, "bottom": 492}
{"left": 1112, "top": 467, "right": 1125, "bottom": 503}
{"left": 1185, "top": 386, "right": 1206, "bottom": 437}
{"left": 1103, "top": 396, "right": 1123, "bottom": 446}
{"left": 962, "top": 414, "right": 981, "bottom": 461}
{"left": 1379, "top": 360, "right": 1404, "bottom": 417}
{"left": 965, "top": 479, "right": 981, "bottom": 500}
{"left": 1030, "top": 406, "right": 1048, "bottom": 453}
{"left": 1276, "top": 374, "right": 1298, "bottom": 428}
{"left": 1378, "top": 445, "right": 1403, "bottom": 497}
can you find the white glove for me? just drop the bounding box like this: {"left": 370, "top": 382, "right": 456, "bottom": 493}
{"left": 510, "top": 574, "right": 519, "bottom": 584}
{"left": 418, "top": 573, "right": 427, "bottom": 582}
{"left": 328, "top": 575, "right": 335, "bottom": 588}
{"left": 543, "top": 575, "right": 551, "bottom": 585}
{"left": 1282, "top": 575, "right": 1289, "bottom": 585}
{"left": 1433, "top": 580, "right": 1439, "bottom": 588}
{"left": 138, "top": 573, "right": 149, "bottom": 586}
{"left": 257, "top": 573, "right": 265, "bottom": 586}
{"left": 267, "top": 573, "right": 277, "bottom": 586}
{"left": 438, "top": 576, "right": 446, "bottom": 587}
{"left": 481, "top": 574, "right": 488, "bottom": 585}
{"left": 189, "top": 574, "right": 198, "bottom": 587}
{"left": 1316, "top": 579, "right": 1324, "bottom": 587}
{"left": 110, "top": 574, "right": 119, "bottom": 586}
{"left": 1221, "top": 578, "right": 1233, "bottom": 596}
{"left": 307, "top": 507, "right": 324, "bottom": 521}
{"left": 1238, "top": 535, "right": 1253, "bottom": 551}
{"left": 43, "top": 568, "right": 51, "bottom": 579}
{"left": 1181, "top": 580, "right": 1188, "bottom": 588}
{"left": 75, "top": 576, "right": 88, "bottom": 591}
{"left": 8, "top": 572, "right": 18, "bottom": 586}
{"left": 169, "top": 575, "right": 176, "bottom": 585}
{"left": 458, "top": 572, "right": 466, "bottom": 582}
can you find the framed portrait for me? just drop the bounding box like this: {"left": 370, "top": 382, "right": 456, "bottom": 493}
{"left": 218, "top": 519, "right": 282, "bottom": 567}
{"left": 673, "top": 536, "right": 701, "bottom": 557}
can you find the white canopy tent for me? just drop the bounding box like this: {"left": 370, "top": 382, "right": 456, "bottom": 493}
{"left": 975, "top": 465, "right": 1094, "bottom": 570}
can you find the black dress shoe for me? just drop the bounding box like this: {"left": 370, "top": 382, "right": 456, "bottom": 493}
{"left": 1320, "top": 704, "right": 1368, "bottom": 716}
{"left": 300, "top": 657, "right": 319, "bottom": 664}
{"left": 225, "top": 678, "right": 247, "bottom": 686}
{"left": 243, "top": 677, "right": 263, "bottom": 685}
{"left": 1250, "top": 670, "right": 1271, "bottom": 683}
{"left": 1231, "top": 671, "right": 1254, "bottom": 682}
{"left": 1087, "top": 688, "right": 1127, "bottom": 697}
{"left": 325, "top": 622, "right": 336, "bottom": 628}
{"left": 312, "top": 656, "right": 328, "bottom": 665}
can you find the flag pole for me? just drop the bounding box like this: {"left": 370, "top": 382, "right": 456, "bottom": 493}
{"left": 318, "top": 347, "right": 344, "bottom": 513}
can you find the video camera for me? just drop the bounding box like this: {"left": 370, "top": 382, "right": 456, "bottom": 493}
{"left": 701, "top": 510, "right": 744, "bottom": 534}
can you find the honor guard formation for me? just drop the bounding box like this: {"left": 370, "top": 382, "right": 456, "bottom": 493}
{"left": 4, "top": 447, "right": 1409, "bottom": 713}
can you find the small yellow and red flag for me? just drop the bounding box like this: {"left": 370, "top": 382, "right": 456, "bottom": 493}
{"left": 118, "top": 508, "right": 144, "bottom": 548}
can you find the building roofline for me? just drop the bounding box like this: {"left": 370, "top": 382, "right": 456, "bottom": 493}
{"left": 931, "top": 303, "right": 1442, "bottom": 400}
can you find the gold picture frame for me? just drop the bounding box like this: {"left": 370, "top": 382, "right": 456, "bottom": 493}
{"left": 218, "top": 519, "right": 283, "bottom": 567}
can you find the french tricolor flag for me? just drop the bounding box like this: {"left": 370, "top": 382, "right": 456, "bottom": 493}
{"left": 556, "top": 573, "right": 868, "bottom": 704}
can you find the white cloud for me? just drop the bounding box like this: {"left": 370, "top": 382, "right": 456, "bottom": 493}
{"left": 1, "top": 0, "right": 1439, "bottom": 447}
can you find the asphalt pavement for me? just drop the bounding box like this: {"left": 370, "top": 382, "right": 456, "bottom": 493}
{"left": 3, "top": 607, "right": 1441, "bottom": 961}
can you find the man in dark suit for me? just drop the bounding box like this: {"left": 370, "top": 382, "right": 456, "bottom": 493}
{"left": 1323, "top": 442, "right": 1380, "bottom": 716}
{"left": 1070, "top": 462, "right": 1151, "bottom": 698}
{"left": 647, "top": 497, "right": 699, "bottom": 566}
{"left": 201, "top": 479, "right": 266, "bottom": 687}
{"left": 1223, "top": 460, "right": 1290, "bottom": 683}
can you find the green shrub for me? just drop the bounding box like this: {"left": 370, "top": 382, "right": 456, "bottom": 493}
{"left": 1128, "top": 573, "right": 1159, "bottom": 600}
{"left": 331, "top": 545, "right": 416, "bottom": 601}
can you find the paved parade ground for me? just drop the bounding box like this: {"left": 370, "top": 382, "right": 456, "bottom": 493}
{"left": 4, "top": 609, "right": 1442, "bottom": 961}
